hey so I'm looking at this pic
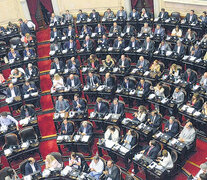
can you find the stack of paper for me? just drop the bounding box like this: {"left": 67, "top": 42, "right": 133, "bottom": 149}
{"left": 105, "top": 140, "right": 115, "bottom": 148}
{"left": 120, "top": 146, "right": 129, "bottom": 154}
{"left": 143, "top": 71, "right": 150, "bottom": 76}
{"left": 187, "top": 107, "right": 195, "bottom": 114}
{"left": 82, "top": 135, "right": 90, "bottom": 142}
{"left": 148, "top": 94, "right": 156, "bottom": 100}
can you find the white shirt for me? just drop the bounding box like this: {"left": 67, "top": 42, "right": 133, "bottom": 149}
{"left": 104, "top": 129, "right": 119, "bottom": 142}
{"left": 126, "top": 27, "right": 130, "bottom": 33}
{"left": 11, "top": 88, "right": 16, "bottom": 97}
{"left": 177, "top": 46, "right": 180, "bottom": 54}
{"left": 56, "top": 63, "right": 60, "bottom": 70}
{"left": 27, "top": 21, "right": 36, "bottom": 29}
{"left": 89, "top": 159, "right": 104, "bottom": 174}
{"left": 121, "top": 60, "right": 125, "bottom": 67}
{"left": 71, "top": 79, "right": 75, "bottom": 87}
{"left": 160, "top": 152, "right": 174, "bottom": 169}
{"left": 146, "top": 43, "right": 149, "bottom": 50}
{"left": 30, "top": 163, "right": 37, "bottom": 173}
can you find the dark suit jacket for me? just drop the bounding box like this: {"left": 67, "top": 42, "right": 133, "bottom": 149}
{"left": 81, "top": 27, "right": 92, "bottom": 36}
{"left": 94, "top": 102, "right": 109, "bottom": 114}
{"left": 173, "top": 45, "right": 185, "bottom": 56}
{"left": 200, "top": 15, "right": 207, "bottom": 24}
{"left": 86, "top": 75, "right": 100, "bottom": 86}
{"left": 118, "top": 59, "right": 130, "bottom": 69}
{"left": 129, "top": 11, "right": 139, "bottom": 19}
{"left": 105, "top": 165, "right": 120, "bottom": 180}
{"left": 137, "top": 82, "right": 150, "bottom": 95}
{"left": 78, "top": 124, "right": 92, "bottom": 135}
{"left": 63, "top": 28, "right": 76, "bottom": 37}
{"left": 25, "top": 67, "right": 38, "bottom": 77}
{"left": 51, "top": 61, "right": 64, "bottom": 72}
{"left": 20, "top": 22, "right": 30, "bottom": 36}
{"left": 72, "top": 99, "right": 86, "bottom": 111}
{"left": 136, "top": 60, "right": 149, "bottom": 71}
{"left": 158, "top": 11, "right": 169, "bottom": 19}
{"left": 50, "top": 43, "right": 62, "bottom": 52}
{"left": 141, "top": 12, "right": 151, "bottom": 19}
{"left": 98, "top": 38, "right": 109, "bottom": 47}
{"left": 77, "top": 13, "right": 87, "bottom": 21}
{"left": 123, "top": 135, "right": 136, "bottom": 147}
{"left": 50, "top": 30, "right": 62, "bottom": 39}
{"left": 164, "top": 121, "right": 179, "bottom": 137}
{"left": 142, "top": 40, "right": 155, "bottom": 52}
{"left": 23, "top": 82, "right": 37, "bottom": 95}
{"left": 25, "top": 162, "right": 41, "bottom": 176}
{"left": 89, "top": 12, "right": 100, "bottom": 21}
{"left": 128, "top": 40, "right": 140, "bottom": 49}
{"left": 8, "top": 51, "right": 21, "bottom": 60}
{"left": 123, "top": 25, "right": 135, "bottom": 35}
{"left": 113, "top": 39, "right": 125, "bottom": 49}
{"left": 104, "top": 77, "right": 114, "bottom": 87}
{"left": 61, "top": 122, "right": 74, "bottom": 135}
{"left": 66, "top": 76, "right": 81, "bottom": 87}
{"left": 182, "top": 71, "right": 197, "bottom": 84}
{"left": 191, "top": 48, "right": 202, "bottom": 58}
{"left": 88, "top": 60, "right": 99, "bottom": 69}
{"left": 190, "top": 99, "right": 202, "bottom": 110}
{"left": 55, "top": 99, "right": 70, "bottom": 112}
{"left": 94, "top": 26, "right": 105, "bottom": 34}
{"left": 23, "top": 49, "right": 35, "bottom": 58}
{"left": 143, "top": 145, "right": 159, "bottom": 160}
{"left": 6, "top": 86, "right": 21, "bottom": 98}
{"left": 185, "top": 13, "right": 198, "bottom": 23}
{"left": 110, "top": 102, "right": 124, "bottom": 114}
{"left": 67, "top": 59, "right": 80, "bottom": 70}
{"left": 185, "top": 32, "right": 196, "bottom": 42}
{"left": 122, "top": 80, "right": 135, "bottom": 90}
{"left": 20, "top": 106, "right": 36, "bottom": 119}
{"left": 148, "top": 114, "right": 161, "bottom": 129}
{"left": 154, "top": 27, "right": 165, "bottom": 37}
{"left": 63, "top": 41, "right": 77, "bottom": 50}
{"left": 82, "top": 40, "right": 93, "bottom": 50}
{"left": 109, "top": 25, "right": 122, "bottom": 34}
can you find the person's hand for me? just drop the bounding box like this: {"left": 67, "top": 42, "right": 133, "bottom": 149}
{"left": 82, "top": 133, "right": 86, "bottom": 136}
{"left": 62, "top": 130, "right": 66, "bottom": 134}
{"left": 96, "top": 83, "right": 99, "bottom": 87}
{"left": 84, "top": 44, "right": 86, "bottom": 47}
{"left": 165, "top": 128, "right": 169, "bottom": 132}
{"left": 16, "top": 125, "right": 19, "bottom": 131}
{"left": 103, "top": 171, "right": 108, "bottom": 175}
{"left": 140, "top": 150, "right": 144, "bottom": 154}
{"left": 91, "top": 168, "right": 95, "bottom": 171}
{"left": 179, "top": 138, "right": 184, "bottom": 142}
{"left": 77, "top": 104, "right": 81, "bottom": 108}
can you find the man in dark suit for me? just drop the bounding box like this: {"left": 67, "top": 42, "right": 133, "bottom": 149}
{"left": 147, "top": 111, "right": 161, "bottom": 132}
{"left": 118, "top": 54, "right": 130, "bottom": 72}
{"left": 104, "top": 160, "right": 120, "bottom": 180}
{"left": 72, "top": 94, "right": 86, "bottom": 112}
{"left": 113, "top": 36, "right": 125, "bottom": 49}
{"left": 164, "top": 116, "right": 179, "bottom": 137}
{"left": 18, "top": 19, "right": 30, "bottom": 36}
{"left": 182, "top": 68, "right": 197, "bottom": 84}
{"left": 50, "top": 41, "right": 62, "bottom": 54}
{"left": 25, "top": 63, "right": 38, "bottom": 78}
{"left": 55, "top": 96, "right": 70, "bottom": 113}
{"left": 23, "top": 81, "right": 37, "bottom": 95}
{"left": 190, "top": 44, "right": 202, "bottom": 59}
{"left": 110, "top": 22, "right": 122, "bottom": 35}
{"left": 25, "top": 157, "right": 41, "bottom": 176}
{"left": 20, "top": 105, "right": 36, "bottom": 119}
{"left": 158, "top": 8, "right": 169, "bottom": 20}
{"left": 23, "top": 47, "right": 35, "bottom": 59}
{"left": 137, "top": 79, "right": 150, "bottom": 96}
{"left": 142, "top": 37, "right": 155, "bottom": 52}
{"left": 89, "top": 9, "right": 100, "bottom": 21}
{"left": 81, "top": 25, "right": 92, "bottom": 36}
{"left": 63, "top": 39, "right": 77, "bottom": 51}
{"left": 50, "top": 27, "right": 62, "bottom": 40}
{"left": 97, "top": 34, "right": 109, "bottom": 48}
{"left": 116, "top": 6, "right": 127, "bottom": 20}
{"left": 94, "top": 97, "right": 109, "bottom": 114}
{"left": 66, "top": 74, "right": 81, "bottom": 88}
{"left": 184, "top": 10, "right": 198, "bottom": 24}
{"left": 154, "top": 24, "right": 165, "bottom": 37}
{"left": 67, "top": 57, "right": 80, "bottom": 73}
{"left": 142, "top": 140, "right": 160, "bottom": 160}
{"left": 199, "top": 11, "right": 207, "bottom": 25}
{"left": 77, "top": 9, "right": 87, "bottom": 21}
{"left": 110, "top": 98, "right": 124, "bottom": 115}
{"left": 123, "top": 23, "right": 135, "bottom": 36}
{"left": 104, "top": 73, "right": 114, "bottom": 87}
{"left": 61, "top": 119, "right": 74, "bottom": 135}
{"left": 95, "top": 23, "right": 105, "bottom": 34}
{"left": 173, "top": 40, "right": 185, "bottom": 57}
{"left": 136, "top": 56, "right": 149, "bottom": 71}
{"left": 62, "top": 10, "right": 73, "bottom": 23}
{"left": 8, "top": 48, "right": 21, "bottom": 61}
{"left": 122, "top": 78, "right": 135, "bottom": 90}
{"left": 78, "top": 121, "right": 92, "bottom": 135}
{"left": 63, "top": 25, "right": 76, "bottom": 38}
{"left": 128, "top": 36, "right": 140, "bottom": 50}
{"left": 82, "top": 35, "right": 93, "bottom": 50}
{"left": 6, "top": 83, "right": 21, "bottom": 98}
{"left": 51, "top": 58, "right": 64, "bottom": 73}
{"left": 86, "top": 71, "right": 100, "bottom": 87}
{"left": 129, "top": 8, "right": 139, "bottom": 20}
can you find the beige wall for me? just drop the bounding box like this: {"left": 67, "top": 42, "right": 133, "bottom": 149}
{"left": 0, "top": 0, "right": 25, "bottom": 27}
{"left": 57, "top": 0, "right": 125, "bottom": 17}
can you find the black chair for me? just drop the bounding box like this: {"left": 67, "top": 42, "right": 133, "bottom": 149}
{"left": 19, "top": 159, "right": 29, "bottom": 176}
{"left": 167, "top": 150, "right": 178, "bottom": 177}
{"left": 10, "top": 37, "right": 22, "bottom": 46}
{"left": 76, "top": 153, "right": 89, "bottom": 173}
{"left": 19, "top": 126, "right": 38, "bottom": 146}
{"left": 49, "top": 152, "right": 63, "bottom": 168}
{"left": 3, "top": 133, "right": 19, "bottom": 150}
{"left": 0, "top": 167, "right": 13, "bottom": 180}
{"left": 171, "top": 12, "right": 181, "bottom": 22}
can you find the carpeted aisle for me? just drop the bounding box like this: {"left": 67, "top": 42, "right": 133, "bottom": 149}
{"left": 40, "top": 74, "right": 52, "bottom": 92}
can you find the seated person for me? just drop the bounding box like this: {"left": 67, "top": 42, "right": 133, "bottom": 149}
{"left": 128, "top": 36, "right": 140, "bottom": 49}
{"left": 199, "top": 11, "right": 207, "bottom": 25}
{"left": 103, "top": 160, "right": 120, "bottom": 179}
{"left": 154, "top": 24, "right": 165, "bottom": 37}
{"left": 95, "top": 23, "right": 105, "bottom": 34}
{"left": 158, "top": 40, "right": 171, "bottom": 54}
{"left": 140, "top": 23, "right": 152, "bottom": 35}
{"left": 184, "top": 10, "right": 198, "bottom": 24}
{"left": 25, "top": 157, "right": 41, "bottom": 176}
{"left": 121, "top": 129, "right": 136, "bottom": 149}
{"left": 97, "top": 34, "right": 109, "bottom": 48}
{"left": 110, "top": 98, "right": 124, "bottom": 115}
{"left": 184, "top": 28, "right": 196, "bottom": 42}
{"left": 45, "top": 154, "right": 62, "bottom": 169}
{"left": 190, "top": 44, "right": 202, "bottom": 59}
{"left": 51, "top": 74, "right": 64, "bottom": 91}
{"left": 5, "top": 168, "right": 19, "bottom": 180}
{"left": 113, "top": 36, "right": 125, "bottom": 49}
{"left": 63, "top": 39, "right": 76, "bottom": 51}
{"left": 146, "top": 110, "right": 161, "bottom": 131}
{"left": 51, "top": 58, "right": 64, "bottom": 73}
{"left": 103, "top": 8, "right": 115, "bottom": 20}
{"left": 133, "top": 105, "right": 147, "bottom": 122}
{"left": 22, "top": 33, "right": 33, "bottom": 46}
{"left": 173, "top": 40, "right": 185, "bottom": 57}
{"left": 102, "top": 55, "right": 115, "bottom": 69}
{"left": 63, "top": 25, "right": 76, "bottom": 38}
{"left": 202, "top": 102, "right": 207, "bottom": 116}
{"left": 78, "top": 121, "right": 92, "bottom": 135}
{"left": 67, "top": 57, "right": 80, "bottom": 73}
{"left": 89, "top": 9, "right": 100, "bottom": 21}
{"left": 109, "top": 22, "right": 121, "bottom": 35}
{"left": 153, "top": 82, "right": 165, "bottom": 98}
{"left": 116, "top": 6, "right": 127, "bottom": 20}
{"left": 77, "top": 9, "right": 87, "bottom": 21}
{"left": 136, "top": 56, "right": 149, "bottom": 71}
{"left": 6, "top": 83, "right": 21, "bottom": 98}
{"left": 123, "top": 23, "right": 135, "bottom": 36}
{"left": 104, "top": 126, "right": 119, "bottom": 143}
{"left": 55, "top": 95, "right": 70, "bottom": 113}
{"left": 129, "top": 8, "right": 139, "bottom": 20}
{"left": 20, "top": 105, "right": 36, "bottom": 119}
{"left": 81, "top": 24, "right": 92, "bottom": 36}
{"left": 182, "top": 68, "right": 197, "bottom": 84}
{"left": 178, "top": 122, "right": 196, "bottom": 149}
{"left": 0, "top": 72, "right": 5, "bottom": 84}
{"left": 142, "top": 37, "right": 154, "bottom": 52}
{"left": 86, "top": 71, "right": 100, "bottom": 87}
{"left": 122, "top": 77, "right": 135, "bottom": 90}
{"left": 94, "top": 97, "right": 109, "bottom": 115}
{"left": 89, "top": 156, "right": 104, "bottom": 180}
{"left": 193, "top": 162, "right": 207, "bottom": 180}
{"left": 164, "top": 116, "right": 179, "bottom": 137}
{"left": 50, "top": 40, "right": 62, "bottom": 54}
{"left": 118, "top": 54, "right": 130, "bottom": 71}
{"left": 169, "top": 64, "right": 181, "bottom": 79}
{"left": 68, "top": 152, "right": 81, "bottom": 170}
{"left": 157, "top": 150, "right": 173, "bottom": 170}
{"left": 8, "top": 48, "right": 21, "bottom": 61}
{"left": 22, "top": 81, "right": 38, "bottom": 95}
{"left": 158, "top": 8, "right": 169, "bottom": 20}
{"left": 62, "top": 10, "right": 73, "bottom": 23}
{"left": 171, "top": 25, "right": 182, "bottom": 37}
{"left": 200, "top": 72, "right": 207, "bottom": 92}
{"left": 66, "top": 74, "right": 81, "bottom": 88}
{"left": 149, "top": 60, "right": 161, "bottom": 76}
{"left": 104, "top": 73, "right": 114, "bottom": 87}
{"left": 9, "top": 68, "right": 24, "bottom": 81}
{"left": 172, "top": 87, "right": 184, "bottom": 107}
{"left": 23, "top": 46, "right": 35, "bottom": 59}
{"left": 72, "top": 94, "right": 86, "bottom": 112}
{"left": 0, "top": 112, "right": 19, "bottom": 130}
{"left": 50, "top": 27, "right": 61, "bottom": 40}
{"left": 60, "top": 119, "right": 74, "bottom": 135}
{"left": 200, "top": 34, "right": 207, "bottom": 44}
{"left": 140, "top": 8, "right": 151, "bottom": 19}
{"left": 88, "top": 54, "right": 99, "bottom": 70}
{"left": 187, "top": 93, "right": 202, "bottom": 110}
{"left": 82, "top": 35, "right": 93, "bottom": 50}
{"left": 137, "top": 78, "right": 150, "bottom": 97}
{"left": 50, "top": 13, "right": 59, "bottom": 24}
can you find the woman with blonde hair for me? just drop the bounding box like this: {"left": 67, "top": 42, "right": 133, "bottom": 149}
{"left": 45, "top": 154, "right": 62, "bottom": 169}
{"left": 202, "top": 102, "right": 207, "bottom": 116}
{"left": 22, "top": 33, "right": 33, "bottom": 46}
{"left": 133, "top": 105, "right": 147, "bottom": 122}
{"left": 169, "top": 64, "right": 180, "bottom": 79}
{"left": 52, "top": 73, "right": 64, "bottom": 92}
{"left": 102, "top": 55, "right": 115, "bottom": 69}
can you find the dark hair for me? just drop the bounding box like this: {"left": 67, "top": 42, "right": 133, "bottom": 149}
{"left": 7, "top": 169, "right": 14, "bottom": 178}
{"left": 110, "top": 127, "right": 116, "bottom": 132}
{"left": 191, "top": 10, "right": 194, "bottom": 13}
{"left": 1, "top": 112, "right": 8, "bottom": 117}
{"left": 150, "top": 140, "right": 156, "bottom": 146}
{"left": 161, "top": 8, "right": 165, "bottom": 11}
{"left": 71, "top": 152, "right": 76, "bottom": 158}
{"left": 74, "top": 93, "right": 79, "bottom": 98}
{"left": 200, "top": 173, "right": 207, "bottom": 180}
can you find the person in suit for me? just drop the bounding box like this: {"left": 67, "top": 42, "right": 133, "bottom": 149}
{"left": 141, "top": 140, "right": 160, "bottom": 160}
{"left": 110, "top": 22, "right": 122, "bottom": 35}
{"left": 82, "top": 35, "right": 93, "bottom": 50}
{"left": 23, "top": 47, "right": 35, "bottom": 59}
{"left": 158, "top": 8, "right": 169, "bottom": 20}
{"left": 116, "top": 6, "right": 127, "bottom": 20}
{"left": 142, "top": 37, "right": 155, "bottom": 52}
{"left": 123, "top": 23, "right": 135, "bottom": 36}
{"left": 147, "top": 111, "right": 161, "bottom": 132}
{"left": 24, "top": 157, "right": 41, "bottom": 176}
{"left": 140, "top": 23, "right": 152, "bottom": 35}
{"left": 87, "top": 54, "right": 99, "bottom": 70}
{"left": 199, "top": 11, "right": 207, "bottom": 25}
{"left": 50, "top": 13, "right": 60, "bottom": 24}
{"left": 122, "top": 77, "right": 135, "bottom": 90}
{"left": 23, "top": 81, "right": 37, "bottom": 95}
{"left": 178, "top": 122, "right": 196, "bottom": 149}
{"left": 66, "top": 74, "right": 81, "bottom": 88}
{"left": 51, "top": 58, "right": 64, "bottom": 73}
{"left": 158, "top": 40, "right": 171, "bottom": 55}
{"left": 164, "top": 116, "right": 179, "bottom": 137}
{"left": 110, "top": 98, "right": 124, "bottom": 115}
{"left": 173, "top": 40, "right": 185, "bottom": 56}
{"left": 63, "top": 25, "right": 76, "bottom": 38}
{"left": 104, "top": 72, "right": 114, "bottom": 87}
{"left": 184, "top": 10, "right": 198, "bottom": 24}
{"left": 188, "top": 93, "right": 202, "bottom": 110}
{"left": 200, "top": 72, "right": 207, "bottom": 92}
{"left": 185, "top": 28, "right": 196, "bottom": 42}
{"left": 89, "top": 9, "right": 100, "bottom": 21}
{"left": 190, "top": 44, "right": 202, "bottom": 59}
{"left": 121, "top": 129, "right": 136, "bottom": 149}
{"left": 97, "top": 34, "right": 109, "bottom": 48}
{"left": 6, "top": 83, "right": 21, "bottom": 98}
{"left": 172, "top": 87, "right": 185, "bottom": 107}
{"left": 137, "top": 79, "right": 150, "bottom": 97}
{"left": 18, "top": 18, "right": 30, "bottom": 36}
{"left": 95, "top": 23, "right": 105, "bottom": 34}
{"left": 104, "top": 160, "right": 120, "bottom": 180}
{"left": 8, "top": 48, "right": 21, "bottom": 61}
{"left": 55, "top": 96, "right": 70, "bottom": 113}
{"left": 140, "top": 8, "right": 151, "bottom": 19}
{"left": 62, "top": 10, "right": 73, "bottom": 23}
{"left": 86, "top": 71, "right": 100, "bottom": 87}
{"left": 78, "top": 121, "right": 92, "bottom": 135}
{"left": 128, "top": 36, "right": 140, "bottom": 49}
{"left": 60, "top": 119, "right": 74, "bottom": 135}
{"left": 77, "top": 9, "right": 87, "bottom": 21}
{"left": 63, "top": 39, "right": 77, "bottom": 51}
{"left": 94, "top": 97, "right": 109, "bottom": 114}
{"left": 50, "top": 27, "right": 62, "bottom": 40}
{"left": 67, "top": 57, "right": 80, "bottom": 74}
{"left": 183, "top": 68, "right": 197, "bottom": 84}
{"left": 103, "top": 8, "right": 115, "bottom": 20}
{"left": 81, "top": 24, "right": 92, "bottom": 36}
{"left": 136, "top": 56, "right": 149, "bottom": 71}
{"left": 113, "top": 36, "right": 125, "bottom": 49}
{"left": 154, "top": 24, "right": 165, "bottom": 37}
{"left": 20, "top": 105, "right": 36, "bottom": 119}
{"left": 72, "top": 94, "right": 86, "bottom": 112}
{"left": 118, "top": 54, "right": 130, "bottom": 71}
{"left": 129, "top": 8, "right": 139, "bottom": 20}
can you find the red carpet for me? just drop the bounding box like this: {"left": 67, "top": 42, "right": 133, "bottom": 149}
{"left": 38, "top": 59, "right": 52, "bottom": 72}
{"left": 40, "top": 95, "right": 54, "bottom": 110}
{"left": 0, "top": 105, "right": 10, "bottom": 113}
{"left": 40, "top": 74, "right": 52, "bottom": 92}
{"left": 2, "top": 69, "right": 11, "bottom": 80}
{"left": 37, "top": 44, "right": 50, "bottom": 58}
{"left": 36, "top": 28, "right": 51, "bottom": 43}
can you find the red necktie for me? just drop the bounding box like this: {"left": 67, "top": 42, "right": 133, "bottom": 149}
{"left": 146, "top": 146, "right": 153, "bottom": 156}
{"left": 92, "top": 62, "right": 95, "bottom": 68}
{"left": 187, "top": 75, "right": 190, "bottom": 82}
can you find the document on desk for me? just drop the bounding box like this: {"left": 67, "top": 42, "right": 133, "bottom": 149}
{"left": 148, "top": 93, "right": 156, "bottom": 100}
{"left": 166, "top": 36, "right": 171, "bottom": 40}
{"left": 181, "top": 105, "right": 188, "bottom": 111}
{"left": 62, "top": 49, "right": 67, "bottom": 54}
{"left": 19, "top": 117, "right": 30, "bottom": 125}
{"left": 131, "top": 68, "right": 138, "bottom": 74}
{"left": 57, "top": 135, "right": 64, "bottom": 141}
{"left": 104, "top": 113, "right": 112, "bottom": 120}
{"left": 97, "top": 85, "right": 105, "bottom": 91}
{"left": 61, "top": 166, "right": 72, "bottom": 176}
{"left": 82, "top": 135, "right": 90, "bottom": 142}
{"left": 189, "top": 56, "right": 196, "bottom": 62}
{"left": 108, "top": 47, "right": 113, "bottom": 51}
{"left": 165, "top": 18, "right": 170, "bottom": 23}
{"left": 74, "top": 135, "right": 81, "bottom": 141}
{"left": 166, "top": 51, "right": 172, "bottom": 56}
{"left": 124, "top": 47, "right": 130, "bottom": 51}
{"left": 193, "top": 85, "right": 200, "bottom": 91}
{"left": 105, "top": 140, "right": 115, "bottom": 149}
{"left": 96, "top": 47, "right": 101, "bottom": 52}
{"left": 183, "top": 55, "right": 189, "bottom": 60}
{"left": 193, "top": 111, "right": 201, "bottom": 117}
{"left": 137, "top": 47, "right": 142, "bottom": 52}
{"left": 24, "top": 175, "right": 32, "bottom": 180}
{"left": 120, "top": 146, "right": 129, "bottom": 154}
{"left": 134, "top": 153, "right": 143, "bottom": 161}
{"left": 143, "top": 71, "right": 150, "bottom": 76}
{"left": 187, "top": 107, "right": 195, "bottom": 114}
{"left": 4, "top": 149, "right": 12, "bottom": 156}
